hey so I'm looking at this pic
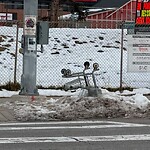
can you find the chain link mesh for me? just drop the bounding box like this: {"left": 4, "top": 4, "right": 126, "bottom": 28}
{"left": 0, "top": 19, "right": 150, "bottom": 89}
{"left": 0, "top": 21, "right": 23, "bottom": 86}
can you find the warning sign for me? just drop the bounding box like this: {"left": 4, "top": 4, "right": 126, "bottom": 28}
{"left": 24, "top": 15, "right": 36, "bottom": 35}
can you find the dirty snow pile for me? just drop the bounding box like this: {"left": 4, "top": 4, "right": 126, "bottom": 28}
{"left": 1, "top": 88, "right": 150, "bottom": 121}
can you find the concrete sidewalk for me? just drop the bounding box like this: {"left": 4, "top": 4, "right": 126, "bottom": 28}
{"left": 0, "top": 107, "right": 15, "bottom": 122}
{"left": 0, "top": 95, "right": 47, "bottom": 122}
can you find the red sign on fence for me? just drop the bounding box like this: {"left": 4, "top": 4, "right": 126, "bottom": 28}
{"left": 136, "top": 0, "right": 150, "bottom": 24}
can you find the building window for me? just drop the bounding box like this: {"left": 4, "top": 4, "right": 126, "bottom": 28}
{"left": 38, "top": 3, "right": 49, "bottom": 9}
{"left": 5, "top": 1, "right": 23, "bottom": 9}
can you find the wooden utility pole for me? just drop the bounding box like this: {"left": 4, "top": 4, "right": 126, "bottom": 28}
{"left": 50, "top": 0, "right": 60, "bottom": 27}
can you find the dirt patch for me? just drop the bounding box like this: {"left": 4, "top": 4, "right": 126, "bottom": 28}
{"left": 0, "top": 36, "right": 4, "bottom": 42}
{"left": 2, "top": 44, "right": 11, "bottom": 47}
{"left": 0, "top": 47, "right": 7, "bottom": 51}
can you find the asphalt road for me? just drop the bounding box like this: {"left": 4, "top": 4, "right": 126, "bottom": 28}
{"left": 0, "top": 119, "right": 150, "bottom": 150}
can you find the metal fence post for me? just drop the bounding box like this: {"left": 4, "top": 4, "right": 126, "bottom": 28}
{"left": 120, "top": 22, "right": 124, "bottom": 92}
{"left": 14, "top": 22, "right": 19, "bottom": 84}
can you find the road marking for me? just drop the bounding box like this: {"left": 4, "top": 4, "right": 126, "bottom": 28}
{"left": 0, "top": 120, "right": 148, "bottom": 126}
{"left": 0, "top": 121, "right": 128, "bottom": 126}
{"left": 0, "top": 134, "right": 150, "bottom": 143}
{"left": 0, "top": 123, "right": 149, "bottom": 131}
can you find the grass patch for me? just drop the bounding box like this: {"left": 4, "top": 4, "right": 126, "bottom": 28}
{"left": 2, "top": 44, "right": 11, "bottom": 47}
{"left": 0, "top": 47, "right": 7, "bottom": 51}
{"left": 105, "top": 86, "right": 134, "bottom": 92}
{"left": 37, "top": 85, "right": 63, "bottom": 90}
{"left": 0, "top": 82, "right": 134, "bottom": 93}
{"left": 0, "top": 36, "right": 4, "bottom": 42}
{"left": 0, "top": 83, "right": 63, "bottom": 91}
{"left": 0, "top": 82, "right": 20, "bottom": 91}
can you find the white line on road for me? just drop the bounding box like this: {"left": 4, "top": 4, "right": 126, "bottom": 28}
{"left": 0, "top": 124, "right": 149, "bottom": 131}
{"left": 0, "top": 121, "right": 129, "bottom": 126}
{"left": 1, "top": 134, "right": 150, "bottom": 143}
{"left": 0, "top": 121, "right": 148, "bottom": 127}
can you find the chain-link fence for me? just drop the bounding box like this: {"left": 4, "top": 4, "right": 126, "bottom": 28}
{"left": 0, "top": 21, "right": 23, "bottom": 86}
{"left": 0, "top": 20, "right": 150, "bottom": 89}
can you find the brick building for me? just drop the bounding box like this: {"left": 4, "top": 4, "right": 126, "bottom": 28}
{"left": 0, "top": 0, "right": 53, "bottom": 21}
{"left": 0, "top": 0, "right": 98, "bottom": 21}
{"left": 0, "top": 0, "right": 137, "bottom": 29}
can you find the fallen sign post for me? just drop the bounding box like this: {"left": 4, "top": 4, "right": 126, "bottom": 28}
{"left": 61, "top": 62, "right": 102, "bottom": 97}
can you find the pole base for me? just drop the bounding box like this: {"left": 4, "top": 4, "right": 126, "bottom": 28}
{"left": 19, "top": 88, "right": 39, "bottom": 96}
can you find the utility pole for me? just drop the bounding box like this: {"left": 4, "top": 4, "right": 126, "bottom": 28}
{"left": 19, "top": 0, "right": 39, "bottom": 95}
{"left": 50, "top": 0, "right": 60, "bottom": 27}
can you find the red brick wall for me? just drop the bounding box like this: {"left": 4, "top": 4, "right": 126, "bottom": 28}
{"left": 0, "top": 3, "right": 49, "bottom": 21}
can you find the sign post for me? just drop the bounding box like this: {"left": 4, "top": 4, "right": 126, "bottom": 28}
{"left": 19, "top": 0, "right": 39, "bottom": 95}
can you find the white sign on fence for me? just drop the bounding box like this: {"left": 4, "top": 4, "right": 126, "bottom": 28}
{"left": 127, "top": 34, "right": 150, "bottom": 72}
{"left": 24, "top": 15, "right": 36, "bottom": 35}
